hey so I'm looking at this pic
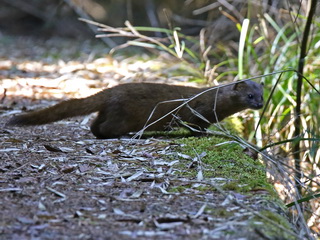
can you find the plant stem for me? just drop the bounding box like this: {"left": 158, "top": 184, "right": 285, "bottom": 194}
{"left": 294, "top": 0, "right": 317, "bottom": 195}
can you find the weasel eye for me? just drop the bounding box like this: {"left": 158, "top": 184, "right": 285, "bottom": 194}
{"left": 248, "top": 94, "right": 253, "bottom": 99}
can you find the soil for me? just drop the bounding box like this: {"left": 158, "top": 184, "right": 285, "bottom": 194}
{"left": 0, "top": 35, "right": 297, "bottom": 240}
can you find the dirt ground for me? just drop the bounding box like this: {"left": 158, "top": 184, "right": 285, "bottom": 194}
{"left": 0, "top": 35, "right": 300, "bottom": 239}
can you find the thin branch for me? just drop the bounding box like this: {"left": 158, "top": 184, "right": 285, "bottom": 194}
{"left": 293, "top": 0, "right": 317, "bottom": 195}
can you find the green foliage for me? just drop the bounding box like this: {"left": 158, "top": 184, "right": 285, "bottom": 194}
{"left": 231, "top": 13, "right": 319, "bottom": 151}
{"left": 232, "top": 13, "right": 320, "bottom": 198}
{"left": 286, "top": 192, "right": 320, "bottom": 207}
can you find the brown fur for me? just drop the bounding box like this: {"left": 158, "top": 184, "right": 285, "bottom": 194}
{"left": 7, "top": 81, "right": 264, "bottom": 138}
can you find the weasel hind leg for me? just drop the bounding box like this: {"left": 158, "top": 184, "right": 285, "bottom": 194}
{"left": 90, "top": 112, "right": 116, "bottom": 139}
{"left": 90, "top": 112, "right": 135, "bottom": 139}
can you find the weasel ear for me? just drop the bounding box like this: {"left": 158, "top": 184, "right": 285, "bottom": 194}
{"left": 232, "top": 81, "right": 247, "bottom": 91}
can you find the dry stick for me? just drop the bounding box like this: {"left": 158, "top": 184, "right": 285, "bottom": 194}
{"left": 123, "top": 20, "right": 183, "bottom": 61}
{"left": 86, "top": 18, "right": 183, "bottom": 60}
{"left": 262, "top": 141, "right": 319, "bottom": 195}
{"left": 193, "top": 2, "right": 221, "bottom": 15}
{"left": 134, "top": 70, "right": 294, "bottom": 139}
{"left": 217, "top": 0, "right": 244, "bottom": 22}
{"left": 293, "top": 0, "right": 317, "bottom": 196}
{"left": 1, "top": 89, "right": 7, "bottom": 103}
{"left": 171, "top": 14, "right": 209, "bottom": 27}
{"left": 225, "top": 134, "right": 313, "bottom": 238}
{"left": 233, "top": 128, "right": 319, "bottom": 191}
{"left": 132, "top": 84, "right": 221, "bottom": 139}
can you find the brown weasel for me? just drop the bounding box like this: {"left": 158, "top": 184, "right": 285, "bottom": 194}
{"left": 7, "top": 81, "right": 263, "bottom": 138}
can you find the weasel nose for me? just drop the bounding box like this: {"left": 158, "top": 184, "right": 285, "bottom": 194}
{"left": 257, "top": 103, "right": 263, "bottom": 109}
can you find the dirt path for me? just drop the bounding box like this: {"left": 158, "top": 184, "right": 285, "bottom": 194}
{"left": 0, "top": 35, "right": 298, "bottom": 239}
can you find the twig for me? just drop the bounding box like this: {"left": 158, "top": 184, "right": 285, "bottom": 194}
{"left": 293, "top": 0, "right": 317, "bottom": 195}
{"left": 193, "top": 2, "right": 221, "bottom": 15}
{"left": 134, "top": 69, "right": 296, "bottom": 139}
{"left": 1, "top": 88, "right": 7, "bottom": 103}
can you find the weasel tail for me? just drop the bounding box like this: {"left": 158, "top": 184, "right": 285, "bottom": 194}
{"left": 7, "top": 91, "right": 107, "bottom": 126}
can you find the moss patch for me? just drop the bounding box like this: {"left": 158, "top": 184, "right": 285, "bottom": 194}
{"left": 168, "top": 136, "right": 298, "bottom": 238}
{"left": 175, "top": 136, "right": 275, "bottom": 193}
{"left": 250, "top": 211, "right": 297, "bottom": 240}
{"left": 208, "top": 117, "right": 244, "bottom": 136}
{"left": 206, "top": 207, "right": 234, "bottom": 218}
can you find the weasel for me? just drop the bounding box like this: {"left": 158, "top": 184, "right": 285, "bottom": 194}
{"left": 7, "top": 81, "right": 264, "bottom": 138}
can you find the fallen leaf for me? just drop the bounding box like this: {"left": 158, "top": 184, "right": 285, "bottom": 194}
{"left": 44, "top": 144, "right": 64, "bottom": 153}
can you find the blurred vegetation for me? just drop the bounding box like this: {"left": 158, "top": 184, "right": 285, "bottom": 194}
{"left": 0, "top": 0, "right": 292, "bottom": 42}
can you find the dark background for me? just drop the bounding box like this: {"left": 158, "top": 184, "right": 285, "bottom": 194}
{"left": 0, "top": 0, "right": 291, "bottom": 44}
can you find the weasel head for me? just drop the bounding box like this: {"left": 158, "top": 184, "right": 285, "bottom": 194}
{"left": 232, "top": 80, "right": 264, "bottom": 110}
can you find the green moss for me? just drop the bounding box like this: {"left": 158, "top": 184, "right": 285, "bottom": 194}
{"left": 209, "top": 117, "right": 244, "bottom": 136}
{"left": 140, "top": 128, "right": 192, "bottom": 138}
{"left": 169, "top": 185, "right": 191, "bottom": 193}
{"left": 175, "top": 136, "right": 275, "bottom": 193}
{"left": 168, "top": 136, "right": 297, "bottom": 238}
{"left": 206, "top": 207, "right": 234, "bottom": 218}
{"left": 250, "top": 211, "right": 297, "bottom": 240}
{"left": 222, "top": 182, "right": 241, "bottom": 191}
{"left": 141, "top": 115, "right": 245, "bottom": 138}
{"left": 194, "top": 185, "right": 214, "bottom": 192}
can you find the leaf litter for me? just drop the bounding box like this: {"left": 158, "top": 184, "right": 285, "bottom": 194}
{"left": 0, "top": 36, "right": 298, "bottom": 239}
